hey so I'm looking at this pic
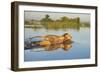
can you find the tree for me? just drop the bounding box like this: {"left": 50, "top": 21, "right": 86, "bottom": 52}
{"left": 41, "top": 14, "right": 53, "bottom": 22}
{"left": 45, "top": 14, "right": 49, "bottom": 19}
{"left": 61, "top": 16, "right": 69, "bottom": 21}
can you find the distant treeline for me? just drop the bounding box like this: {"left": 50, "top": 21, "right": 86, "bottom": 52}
{"left": 25, "top": 14, "right": 90, "bottom": 30}
{"left": 41, "top": 15, "right": 80, "bottom": 30}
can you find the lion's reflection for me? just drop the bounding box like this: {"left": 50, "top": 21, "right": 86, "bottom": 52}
{"left": 43, "top": 43, "right": 72, "bottom": 51}
{"left": 30, "top": 41, "right": 72, "bottom": 52}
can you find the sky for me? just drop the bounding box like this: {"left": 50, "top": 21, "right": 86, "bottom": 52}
{"left": 24, "top": 11, "right": 90, "bottom": 22}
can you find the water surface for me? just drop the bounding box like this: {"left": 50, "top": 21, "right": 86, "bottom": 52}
{"left": 24, "top": 27, "right": 90, "bottom": 61}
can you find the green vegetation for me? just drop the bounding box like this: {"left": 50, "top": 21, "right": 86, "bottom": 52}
{"left": 25, "top": 14, "right": 90, "bottom": 30}
{"left": 41, "top": 15, "right": 81, "bottom": 30}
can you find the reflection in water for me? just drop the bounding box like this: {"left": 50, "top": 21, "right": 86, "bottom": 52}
{"left": 25, "top": 33, "right": 73, "bottom": 52}
{"left": 26, "top": 41, "right": 72, "bottom": 52}
{"left": 41, "top": 43, "right": 72, "bottom": 51}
